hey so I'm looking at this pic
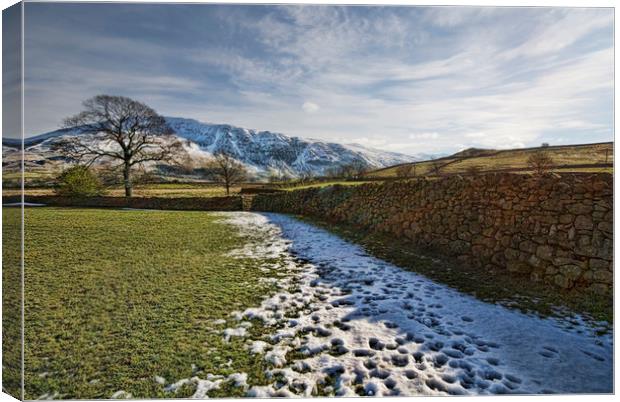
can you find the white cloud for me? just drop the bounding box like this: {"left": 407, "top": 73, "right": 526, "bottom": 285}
{"left": 22, "top": 5, "right": 613, "bottom": 156}
{"left": 501, "top": 9, "right": 613, "bottom": 60}
{"left": 302, "top": 102, "right": 320, "bottom": 113}
{"left": 408, "top": 132, "right": 440, "bottom": 141}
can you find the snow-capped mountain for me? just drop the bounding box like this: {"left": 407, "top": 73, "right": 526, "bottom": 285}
{"left": 3, "top": 117, "right": 419, "bottom": 178}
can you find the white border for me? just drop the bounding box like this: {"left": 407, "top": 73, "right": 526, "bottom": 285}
{"left": 0, "top": 2, "right": 616, "bottom": 402}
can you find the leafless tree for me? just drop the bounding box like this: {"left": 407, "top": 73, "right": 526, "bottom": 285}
{"left": 204, "top": 152, "right": 248, "bottom": 195}
{"left": 279, "top": 172, "right": 293, "bottom": 184}
{"left": 51, "top": 95, "right": 183, "bottom": 196}
{"left": 352, "top": 161, "right": 369, "bottom": 179}
{"left": 339, "top": 161, "right": 368, "bottom": 180}
{"left": 267, "top": 169, "right": 292, "bottom": 184}
{"left": 323, "top": 166, "right": 341, "bottom": 179}
{"left": 430, "top": 159, "right": 443, "bottom": 176}
{"left": 298, "top": 165, "right": 315, "bottom": 183}
{"left": 527, "top": 151, "right": 554, "bottom": 175}
{"left": 396, "top": 164, "right": 415, "bottom": 178}
{"left": 268, "top": 170, "right": 281, "bottom": 183}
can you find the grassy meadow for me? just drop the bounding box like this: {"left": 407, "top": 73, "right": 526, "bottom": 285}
{"left": 2, "top": 205, "right": 22, "bottom": 399}
{"left": 280, "top": 180, "right": 371, "bottom": 191}
{"left": 3, "top": 143, "right": 612, "bottom": 200}
{"left": 3, "top": 183, "right": 248, "bottom": 198}
{"left": 15, "top": 207, "right": 286, "bottom": 399}
{"left": 368, "top": 142, "right": 613, "bottom": 178}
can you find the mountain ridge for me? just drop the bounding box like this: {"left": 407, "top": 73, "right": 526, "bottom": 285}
{"left": 3, "top": 117, "right": 419, "bottom": 178}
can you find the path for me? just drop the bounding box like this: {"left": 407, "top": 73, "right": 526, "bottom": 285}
{"left": 212, "top": 212, "right": 613, "bottom": 396}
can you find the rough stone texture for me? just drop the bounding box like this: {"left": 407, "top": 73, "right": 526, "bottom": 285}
{"left": 251, "top": 173, "right": 613, "bottom": 292}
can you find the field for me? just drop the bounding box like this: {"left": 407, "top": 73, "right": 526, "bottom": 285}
{"left": 5, "top": 207, "right": 613, "bottom": 397}
{"left": 16, "top": 207, "right": 286, "bottom": 399}
{"left": 4, "top": 142, "right": 612, "bottom": 199}
{"left": 368, "top": 142, "right": 613, "bottom": 178}
{"left": 2, "top": 203, "right": 22, "bottom": 399}
{"left": 3, "top": 181, "right": 372, "bottom": 198}
{"left": 2, "top": 183, "right": 249, "bottom": 198}
{"left": 279, "top": 180, "right": 370, "bottom": 191}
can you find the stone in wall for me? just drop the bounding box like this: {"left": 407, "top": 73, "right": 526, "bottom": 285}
{"left": 251, "top": 173, "right": 613, "bottom": 292}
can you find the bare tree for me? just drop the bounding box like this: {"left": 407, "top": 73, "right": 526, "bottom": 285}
{"left": 268, "top": 170, "right": 281, "bottom": 183}
{"left": 430, "top": 159, "right": 443, "bottom": 176}
{"left": 298, "top": 165, "right": 315, "bottom": 183}
{"left": 527, "top": 151, "right": 554, "bottom": 175}
{"left": 205, "top": 152, "right": 248, "bottom": 195}
{"left": 339, "top": 161, "right": 368, "bottom": 180}
{"left": 51, "top": 95, "right": 183, "bottom": 196}
{"left": 352, "top": 161, "right": 368, "bottom": 179}
{"left": 323, "top": 166, "right": 341, "bottom": 179}
{"left": 396, "top": 164, "right": 414, "bottom": 179}
{"left": 279, "top": 172, "right": 293, "bottom": 184}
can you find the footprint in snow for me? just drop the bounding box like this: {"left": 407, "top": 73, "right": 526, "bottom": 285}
{"left": 539, "top": 345, "right": 559, "bottom": 358}
{"left": 581, "top": 349, "right": 605, "bottom": 362}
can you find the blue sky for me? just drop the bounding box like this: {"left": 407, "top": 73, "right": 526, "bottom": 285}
{"left": 19, "top": 3, "right": 613, "bottom": 155}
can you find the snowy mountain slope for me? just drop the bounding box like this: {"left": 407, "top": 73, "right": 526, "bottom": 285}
{"left": 3, "top": 117, "right": 419, "bottom": 177}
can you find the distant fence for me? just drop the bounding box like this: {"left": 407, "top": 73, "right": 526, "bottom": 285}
{"left": 2, "top": 195, "right": 243, "bottom": 211}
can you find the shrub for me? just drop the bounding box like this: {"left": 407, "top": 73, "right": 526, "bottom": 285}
{"left": 527, "top": 151, "right": 554, "bottom": 175}
{"left": 55, "top": 166, "right": 105, "bottom": 197}
{"left": 430, "top": 160, "right": 443, "bottom": 176}
{"left": 396, "top": 164, "right": 414, "bottom": 178}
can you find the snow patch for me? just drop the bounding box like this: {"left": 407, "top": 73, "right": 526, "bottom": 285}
{"left": 249, "top": 340, "right": 269, "bottom": 354}
{"left": 220, "top": 212, "right": 612, "bottom": 396}
{"left": 110, "top": 390, "right": 132, "bottom": 399}
{"left": 161, "top": 212, "right": 612, "bottom": 397}
{"left": 223, "top": 326, "right": 247, "bottom": 342}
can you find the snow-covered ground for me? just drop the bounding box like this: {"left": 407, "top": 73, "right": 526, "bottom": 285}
{"left": 166, "top": 212, "right": 613, "bottom": 397}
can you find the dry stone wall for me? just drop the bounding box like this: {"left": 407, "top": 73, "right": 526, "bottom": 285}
{"left": 251, "top": 173, "right": 613, "bottom": 292}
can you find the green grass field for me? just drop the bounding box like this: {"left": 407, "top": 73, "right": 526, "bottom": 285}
{"left": 4, "top": 183, "right": 246, "bottom": 198}
{"left": 2, "top": 205, "right": 22, "bottom": 399}
{"left": 280, "top": 180, "right": 370, "bottom": 191}
{"left": 14, "top": 207, "right": 285, "bottom": 399}
{"left": 5, "top": 181, "right": 370, "bottom": 198}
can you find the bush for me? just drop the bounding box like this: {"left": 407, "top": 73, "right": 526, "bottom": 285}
{"left": 527, "top": 151, "right": 554, "bottom": 175}
{"left": 396, "top": 164, "right": 414, "bottom": 178}
{"left": 55, "top": 166, "right": 105, "bottom": 197}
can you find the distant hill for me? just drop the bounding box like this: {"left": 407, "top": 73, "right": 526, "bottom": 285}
{"left": 450, "top": 147, "right": 497, "bottom": 158}
{"left": 366, "top": 142, "right": 613, "bottom": 178}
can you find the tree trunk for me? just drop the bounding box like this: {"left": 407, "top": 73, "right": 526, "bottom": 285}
{"left": 225, "top": 182, "right": 230, "bottom": 195}
{"left": 123, "top": 164, "right": 133, "bottom": 197}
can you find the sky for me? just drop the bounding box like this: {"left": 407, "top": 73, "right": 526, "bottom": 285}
{"left": 13, "top": 3, "right": 615, "bottom": 155}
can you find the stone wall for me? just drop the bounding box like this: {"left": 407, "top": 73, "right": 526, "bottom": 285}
{"left": 3, "top": 195, "right": 243, "bottom": 211}
{"left": 251, "top": 173, "right": 613, "bottom": 292}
